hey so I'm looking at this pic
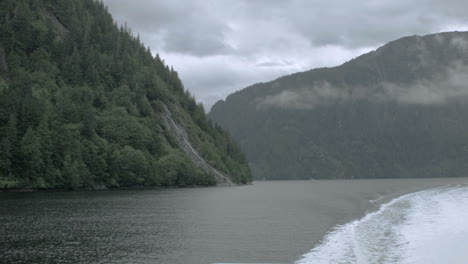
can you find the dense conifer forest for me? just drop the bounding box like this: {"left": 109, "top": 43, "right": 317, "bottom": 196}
{"left": 0, "top": 0, "right": 252, "bottom": 189}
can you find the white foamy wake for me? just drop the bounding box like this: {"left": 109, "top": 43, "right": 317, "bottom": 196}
{"left": 296, "top": 185, "right": 468, "bottom": 264}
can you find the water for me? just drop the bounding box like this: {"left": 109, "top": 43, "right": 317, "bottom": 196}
{"left": 296, "top": 184, "right": 468, "bottom": 264}
{"left": 1, "top": 178, "right": 468, "bottom": 264}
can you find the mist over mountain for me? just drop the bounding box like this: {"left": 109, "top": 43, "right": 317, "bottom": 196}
{"left": 210, "top": 32, "right": 468, "bottom": 180}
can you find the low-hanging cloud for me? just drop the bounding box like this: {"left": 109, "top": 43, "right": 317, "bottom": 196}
{"left": 259, "top": 61, "right": 468, "bottom": 109}
{"left": 382, "top": 62, "right": 468, "bottom": 105}
{"left": 258, "top": 81, "right": 352, "bottom": 110}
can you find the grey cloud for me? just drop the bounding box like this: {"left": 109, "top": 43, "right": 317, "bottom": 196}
{"left": 258, "top": 81, "right": 348, "bottom": 110}
{"left": 171, "top": 54, "right": 296, "bottom": 110}
{"left": 258, "top": 80, "right": 364, "bottom": 110}
{"left": 256, "top": 60, "right": 294, "bottom": 68}
{"left": 162, "top": 27, "right": 233, "bottom": 56}
{"left": 183, "top": 66, "right": 242, "bottom": 92}
{"left": 101, "top": 0, "right": 468, "bottom": 109}
{"left": 259, "top": 62, "right": 468, "bottom": 109}
{"left": 238, "top": 0, "right": 468, "bottom": 48}
{"left": 103, "top": 0, "right": 468, "bottom": 56}
{"left": 102, "top": 0, "right": 233, "bottom": 57}
{"left": 382, "top": 62, "right": 468, "bottom": 105}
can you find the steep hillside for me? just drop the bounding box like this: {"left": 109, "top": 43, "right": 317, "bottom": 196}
{"left": 0, "top": 0, "right": 252, "bottom": 189}
{"left": 210, "top": 32, "right": 468, "bottom": 180}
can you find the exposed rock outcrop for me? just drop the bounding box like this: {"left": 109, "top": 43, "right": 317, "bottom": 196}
{"left": 44, "top": 11, "right": 69, "bottom": 40}
{"left": 161, "top": 104, "right": 234, "bottom": 186}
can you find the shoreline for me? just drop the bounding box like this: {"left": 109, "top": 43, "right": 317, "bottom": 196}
{"left": 2, "top": 176, "right": 465, "bottom": 193}
{"left": 0, "top": 182, "right": 252, "bottom": 193}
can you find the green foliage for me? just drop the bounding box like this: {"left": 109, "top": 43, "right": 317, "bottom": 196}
{"left": 0, "top": 137, "right": 12, "bottom": 177}
{"left": 110, "top": 145, "right": 150, "bottom": 186}
{"left": 158, "top": 149, "right": 216, "bottom": 186}
{"left": 0, "top": 78, "right": 8, "bottom": 93}
{"left": 20, "top": 127, "right": 43, "bottom": 180}
{"left": 0, "top": 0, "right": 251, "bottom": 189}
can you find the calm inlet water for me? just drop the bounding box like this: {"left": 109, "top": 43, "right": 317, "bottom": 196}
{"left": 1, "top": 178, "right": 468, "bottom": 264}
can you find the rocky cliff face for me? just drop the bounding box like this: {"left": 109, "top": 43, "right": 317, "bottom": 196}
{"left": 161, "top": 104, "right": 234, "bottom": 186}
{"left": 210, "top": 31, "right": 468, "bottom": 180}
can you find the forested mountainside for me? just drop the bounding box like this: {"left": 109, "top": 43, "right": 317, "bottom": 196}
{"left": 210, "top": 32, "right": 468, "bottom": 180}
{"left": 0, "top": 0, "right": 252, "bottom": 189}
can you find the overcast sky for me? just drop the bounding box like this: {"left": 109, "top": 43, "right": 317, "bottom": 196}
{"left": 101, "top": 0, "right": 468, "bottom": 110}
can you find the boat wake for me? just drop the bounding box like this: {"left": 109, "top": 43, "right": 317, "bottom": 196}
{"left": 296, "top": 185, "right": 468, "bottom": 264}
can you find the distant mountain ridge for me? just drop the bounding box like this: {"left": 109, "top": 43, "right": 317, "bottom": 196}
{"left": 210, "top": 31, "right": 468, "bottom": 180}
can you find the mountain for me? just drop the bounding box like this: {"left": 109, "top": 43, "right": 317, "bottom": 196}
{"left": 0, "top": 0, "right": 252, "bottom": 189}
{"left": 210, "top": 31, "right": 468, "bottom": 180}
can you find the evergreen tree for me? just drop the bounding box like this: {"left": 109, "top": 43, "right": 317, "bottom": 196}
{"left": 0, "top": 0, "right": 252, "bottom": 189}
{"left": 20, "top": 127, "right": 43, "bottom": 181}
{"left": 0, "top": 137, "right": 12, "bottom": 177}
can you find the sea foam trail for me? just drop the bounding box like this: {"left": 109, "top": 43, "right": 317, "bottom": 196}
{"left": 296, "top": 185, "right": 468, "bottom": 264}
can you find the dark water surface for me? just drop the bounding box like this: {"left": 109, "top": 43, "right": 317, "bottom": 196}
{"left": 1, "top": 178, "right": 468, "bottom": 264}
